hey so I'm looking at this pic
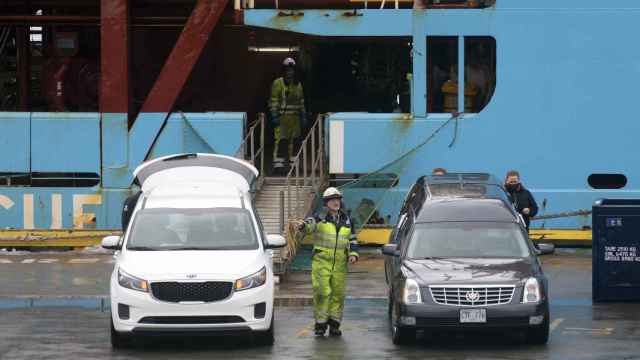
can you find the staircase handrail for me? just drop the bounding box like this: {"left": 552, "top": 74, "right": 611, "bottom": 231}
{"left": 235, "top": 113, "right": 266, "bottom": 190}
{"left": 284, "top": 114, "right": 326, "bottom": 223}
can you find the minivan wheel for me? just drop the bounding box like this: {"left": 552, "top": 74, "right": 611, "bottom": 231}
{"left": 527, "top": 311, "right": 550, "bottom": 345}
{"left": 110, "top": 317, "right": 133, "bottom": 349}
{"left": 390, "top": 299, "right": 415, "bottom": 345}
{"left": 253, "top": 312, "right": 275, "bottom": 347}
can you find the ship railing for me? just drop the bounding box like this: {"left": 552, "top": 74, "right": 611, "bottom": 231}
{"left": 235, "top": 113, "right": 266, "bottom": 191}
{"left": 282, "top": 113, "right": 326, "bottom": 230}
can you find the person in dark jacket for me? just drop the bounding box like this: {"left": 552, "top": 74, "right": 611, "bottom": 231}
{"left": 504, "top": 170, "right": 538, "bottom": 230}
{"left": 121, "top": 179, "right": 142, "bottom": 231}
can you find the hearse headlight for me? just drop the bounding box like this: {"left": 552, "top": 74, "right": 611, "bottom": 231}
{"left": 522, "top": 277, "right": 541, "bottom": 303}
{"left": 118, "top": 268, "right": 149, "bottom": 293}
{"left": 402, "top": 278, "right": 422, "bottom": 304}
{"left": 235, "top": 267, "right": 267, "bottom": 291}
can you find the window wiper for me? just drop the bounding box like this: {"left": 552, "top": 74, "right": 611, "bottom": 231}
{"left": 127, "top": 246, "right": 159, "bottom": 251}
{"left": 165, "top": 247, "right": 210, "bottom": 251}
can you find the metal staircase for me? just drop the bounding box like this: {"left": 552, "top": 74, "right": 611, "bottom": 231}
{"left": 255, "top": 177, "right": 311, "bottom": 236}
{"left": 237, "top": 114, "right": 327, "bottom": 274}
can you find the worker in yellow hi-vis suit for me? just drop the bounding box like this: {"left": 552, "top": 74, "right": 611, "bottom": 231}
{"left": 270, "top": 57, "right": 306, "bottom": 169}
{"left": 299, "top": 187, "right": 359, "bottom": 337}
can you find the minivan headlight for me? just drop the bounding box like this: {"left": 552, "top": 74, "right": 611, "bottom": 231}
{"left": 402, "top": 278, "right": 422, "bottom": 304}
{"left": 522, "top": 277, "right": 541, "bottom": 303}
{"left": 118, "top": 268, "right": 149, "bottom": 293}
{"left": 235, "top": 267, "right": 267, "bottom": 291}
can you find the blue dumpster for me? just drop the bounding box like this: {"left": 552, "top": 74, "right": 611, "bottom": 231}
{"left": 592, "top": 199, "right": 640, "bottom": 302}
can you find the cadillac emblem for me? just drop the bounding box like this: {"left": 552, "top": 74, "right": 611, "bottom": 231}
{"left": 465, "top": 291, "right": 480, "bottom": 302}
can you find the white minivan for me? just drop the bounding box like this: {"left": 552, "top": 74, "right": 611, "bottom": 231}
{"left": 102, "top": 153, "right": 286, "bottom": 348}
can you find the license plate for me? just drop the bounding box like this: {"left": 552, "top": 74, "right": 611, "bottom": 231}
{"left": 460, "top": 309, "right": 486, "bottom": 323}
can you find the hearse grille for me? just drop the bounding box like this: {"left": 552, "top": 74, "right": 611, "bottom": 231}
{"left": 429, "top": 285, "right": 515, "bottom": 307}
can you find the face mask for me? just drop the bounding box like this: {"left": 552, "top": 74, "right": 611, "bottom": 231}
{"left": 506, "top": 183, "right": 519, "bottom": 191}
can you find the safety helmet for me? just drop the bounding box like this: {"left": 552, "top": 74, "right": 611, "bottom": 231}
{"left": 323, "top": 187, "right": 342, "bottom": 201}
{"left": 282, "top": 57, "right": 296, "bottom": 67}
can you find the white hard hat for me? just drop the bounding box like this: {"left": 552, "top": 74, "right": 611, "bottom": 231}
{"left": 283, "top": 57, "right": 296, "bottom": 67}
{"left": 323, "top": 187, "right": 342, "bottom": 200}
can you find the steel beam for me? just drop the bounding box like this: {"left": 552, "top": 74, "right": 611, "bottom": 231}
{"left": 15, "top": 27, "right": 30, "bottom": 111}
{"left": 100, "top": 0, "right": 130, "bottom": 113}
{"left": 129, "top": 0, "right": 229, "bottom": 171}
{"left": 100, "top": 0, "right": 130, "bottom": 188}
{"left": 139, "top": 0, "right": 229, "bottom": 113}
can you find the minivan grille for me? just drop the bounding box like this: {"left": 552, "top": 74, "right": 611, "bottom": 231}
{"left": 429, "top": 285, "right": 515, "bottom": 307}
{"left": 151, "top": 281, "right": 233, "bottom": 303}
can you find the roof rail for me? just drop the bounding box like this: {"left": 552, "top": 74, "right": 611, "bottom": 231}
{"left": 162, "top": 153, "right": 198, "bottom": 162}
{"left": 427, "top": 172, "right": 501, "bottom": 186}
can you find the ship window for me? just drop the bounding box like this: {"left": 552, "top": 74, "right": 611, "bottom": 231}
{"left": 427, "top": 37, "right": 458, "bottom": 114}
{"left": 427, "top": 36, "right": 496, "bottom": 114}
{"left": 588, "top": 174, "right": 627, "bottom": 190}
{"left": 307, "top": 38, "right": 412, "bottom": 114}
{"left": 464, "top": 37, "right": 496, "bottom": 113}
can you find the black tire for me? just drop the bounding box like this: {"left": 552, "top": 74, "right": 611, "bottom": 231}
{"left": 389, "top": 298, "right": 416, "bottom": 345}
{"left": 253, "top": 313, "right": 275, "bottom": 347}
{"left": 392, "top": 326, "right": 416, "bottom": 345}
{"left": 110, "top": 317, "right": 133, "bottom": 349}
{"left": 527, "top": 312, "right": 550, "bottom": 345}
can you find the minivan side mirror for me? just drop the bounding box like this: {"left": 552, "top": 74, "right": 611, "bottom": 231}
{"left": 266, "top": 234, "right": 287, "bottom": 249}
{"left": 382, "top": 244, "right": 400, "bottom": 257}
{"left": 536, "top": 243, "right": 555, "bottom": 255}
{"left": 101, "top": 235, "right": 121, "bottom": 250}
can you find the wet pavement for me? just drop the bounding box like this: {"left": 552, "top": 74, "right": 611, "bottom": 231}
{"left": 0, "top": 247, "right": 590, "bottom": 300}
{"left": 2, "top": 300, "right": 640, "bottom": 359}
{"left": 2, "top": 248, "right": 640, "bottom": 359}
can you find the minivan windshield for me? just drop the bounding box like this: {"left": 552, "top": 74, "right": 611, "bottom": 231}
{"left": 127, "top": 208, "right": 258, "bottom": 251}
{"left": 407, "top": 222, "right": 531, "bottom": 258}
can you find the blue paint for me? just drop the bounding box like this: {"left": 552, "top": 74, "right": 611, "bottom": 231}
{"left": 181, "top": 112, "right": 246, "bottom": 156}
{"left": 280, "top": 3, "right": 640, "bottom": 230}
{"left": 148, "top": 112, "right": 245, "bottom": 160}
{"left": 99, "top": 189, "right": 131, "bottom": 229}
{"left": 0, "top": 111, "right": 244, "bottom": 230}
{"left": 31, "top": 112, "right": 101, "bottom": 173}
{"left": 551, "top": 298, "right": 593, "bottom": 307}
{"left": 0, "top": 297, "right": 109, "bottom": 310}
{"left": 128, "top": 112, "right": 167, "bottom": 172}
{"left": 332, "top": 113, "right": 640, "bottom": 228}
{"left": 101, "top": 113, "right": 129, "bottom": 188}
{"left": 0, "top": 187, "right": 129, "bottom": 229}
{"left": 32, "top": 297, "right": 106, "bottom": 309}
{"left": 245, "top": 9, "right": 413, "bottom": 37}
{"left": 0, "top": 298, "right": 31, "bottom": 310}
{"left": 1, "top": 3, "right": 639, "bottom": 232}
{"left": 457, "top": 35, "right": 464, "bottom": 113}
{"left": 411, "top": 11, "right": 426, "bottom": 117}
{"left": 0, "top": 112, "right": 30, "bottom": 172}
